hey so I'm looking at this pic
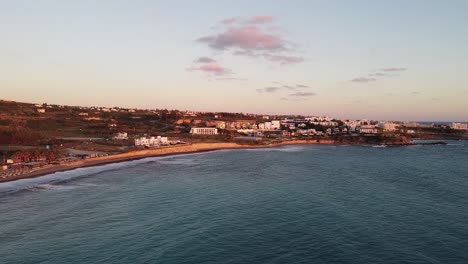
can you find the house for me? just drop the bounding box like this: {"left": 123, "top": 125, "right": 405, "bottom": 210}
{"left": 271, "top": 120, "right": 281, "bottom": 130}
{"left": 134, "top": 136, "right": 168, "bottom": 147}
{"left": 451, "top": 122, "right": 468, "bottom": 130}
{"left": 378, "top": 122, "right": 398, "bottom": 132}
{"left": 37, "top": 109, "right": 46, "bottom": 113}
{"left": 190, "top": 127, "right": 218, "bottom": 135}
{"left": 359, "top": 125, "right": 379, "bottom": 134}
{"left": 113, "top": 132, "right": 128, "bottom": 140}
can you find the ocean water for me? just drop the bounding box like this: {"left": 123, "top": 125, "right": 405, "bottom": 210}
{"left": 1, "top": 142, "right": 468, "bottom": 264}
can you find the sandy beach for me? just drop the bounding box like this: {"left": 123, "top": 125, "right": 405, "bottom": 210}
{"left": 0, "top": 140, "right": 334, "bottom": 183}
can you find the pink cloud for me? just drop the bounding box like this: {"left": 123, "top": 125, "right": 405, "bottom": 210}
{"left": 197, "top": 16, "right": 304, "bottom": 66}
{"left": 221, "top": 17, "right": 238, "bottom": 24}
{"left": 248, "top": 16, "right": 274, "bottom": 24}
{"left": 198, "top": 26, "right": 285, "bottom": 51}
{"left": 187, "top": 62, "right": 232, "bottom": 76}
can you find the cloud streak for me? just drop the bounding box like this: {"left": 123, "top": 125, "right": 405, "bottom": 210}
{"left": 194, "top": 56, "right": 217, "bottom": 63}
{"left": 256, "top": 86, "right": 282, "bottom": 93}
{"left": 380, "top": 67, "right": 406, "bottom": 72}
{"left": 352, "top": 66, "right": 407, "bottom": 83}
{"left": 257, "top": 82, "right": 312, "bottom": 93}
{"left": 289, "top": 92, "right": 316, "bottom": 97}
{"left": 350, "top": 77, "right": 376, "bottom": 83}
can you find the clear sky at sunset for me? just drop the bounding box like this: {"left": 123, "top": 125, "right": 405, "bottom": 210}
{"left": 1, "top": 0, "right": 467, "bottom": 121}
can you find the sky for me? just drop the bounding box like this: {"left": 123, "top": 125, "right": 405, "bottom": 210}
{"left": 1, "top": 0, "right": 467, "bottom": 121}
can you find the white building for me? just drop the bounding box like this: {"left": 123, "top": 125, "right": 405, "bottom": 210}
{"left": 378, "top": 122, "right": 398, "bottom": 132}
{"left": 190, "top": 127, "right": 218, "bottom": 135}
{"left": 113, "top": 132, "right": 128, "bottom": 140}
{"left": 37, "top": 109, "right": 45, "bottom": 113}
{"left": 359, "top": 125, "right": 379, "bottom": 134}
{"left": 271, "top": 120, "right": 281, "bottom": 130}
{"left": 135, "top": 136, "right": 168, "bottom": 147}
{"left": 451, "top": 122, "right": 468, "bottom": 130}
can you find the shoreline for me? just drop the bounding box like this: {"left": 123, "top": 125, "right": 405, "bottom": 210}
{"left": 0, "top": 140, "right": 334, "bottom": 184}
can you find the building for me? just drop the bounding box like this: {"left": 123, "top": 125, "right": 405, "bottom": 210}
{"left": 190, "top": 127, "right": 218, "bottom": 135}
{"left": 271, "top": 120, "right": 281, "bottom": 130}
{"left": 113, "top": 132, "right": 128, "bottom": 140}
{"left": 216, "top": 122, "right": 226, "bottom": 129}
{"left": 37, "top": 108, "right": 45, "bottom": 113}
{"left": 378, "top": 122, "right": 398, "bottom": 132}
{"left": 134, "top": 136, "right": 168, "bottom": 147}
{"left": 359, "top": 125, "right": 379, "bottom": 134}
{"left": 451, "top": 122, "right": 468, "bottom": 130}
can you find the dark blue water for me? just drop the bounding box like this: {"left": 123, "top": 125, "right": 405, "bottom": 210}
{"left": 1, "top": 143, "right": 468, "bottom": 264}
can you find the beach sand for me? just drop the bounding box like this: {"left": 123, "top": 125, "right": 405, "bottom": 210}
{"left": 0, "top": 140, "right": 333, "bottom": 183}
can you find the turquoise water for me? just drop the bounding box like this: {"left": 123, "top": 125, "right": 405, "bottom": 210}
{"left": 1, "top": 143, "right": 468, "bottom": 263}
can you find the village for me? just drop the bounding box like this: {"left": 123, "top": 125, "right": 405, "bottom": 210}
{"left": 0, "top": 99, "right": 467, "bottom": 180}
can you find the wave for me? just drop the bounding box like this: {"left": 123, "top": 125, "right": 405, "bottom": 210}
{"left": 244, "top": 145, "right": 307, "bottom": 153}
{"left": 157, "top": 158, "right": 200, "bottom": 166}
{"left": 0, "top": 152, "right": 213, "bottom": 196}
{"left": 34, "top": 183, "right": 79, "bottom": 191}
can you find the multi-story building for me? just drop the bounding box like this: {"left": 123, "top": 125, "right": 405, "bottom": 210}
{"left": 359, "top": 125, "right": 379, "bottom": 134}
{"left": 135, "top": 136, "right": 168, "bottom": 146}
{"left": 451, "top": 122, "right": 468, "bottom": 130}
{"left": 271, "top": 120, "right": 281, "bottom": 130}
{"left": 190, "top": 127, "right": 218, "bottom": 135}
{"left": 378, "top": 122, "right": 398, "bottom": 132}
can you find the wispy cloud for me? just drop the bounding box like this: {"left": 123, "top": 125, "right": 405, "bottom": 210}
{"left": 350, "top": 77, "right": 376, "bottom": 83}
{"left": 369, "top": 72, "right": 387, "bottom": 77}
{"left": 256, "top": 86, "right": 282, "bottom": 93}
{"left": 262, "top": 53, "right": 304, "bottom": 65}
{"left": 353, "top": 67, "right": 407, "bottom": 83}
{"left": 380, "top": 67, "right": 406, "bottom": 72}
{"left": 289, "top": 92, "right": 316, "bottom": 97}
{"left": 187, "top": 62, "right": 232, "bottom": 76}
{"left": 221, "top": 17, "right": 238, "bottom": 25}
{"left": 248, "top": 16, "right": 274, "bottom": 24}
{"left": 194, "top": 56, "right": 217, "bottom": 63}
{"left": 197, "top": 16, "right": 303, "bottom": 65}
{"left": 257, "top": 82, "right": 311, "bottom": 93}
{"left": 411, "top": 91, "right": 421, "bottom": 95}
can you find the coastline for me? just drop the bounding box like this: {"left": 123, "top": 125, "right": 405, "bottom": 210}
{"left": 0, "top": 140, "right": 334, "bottom": 184}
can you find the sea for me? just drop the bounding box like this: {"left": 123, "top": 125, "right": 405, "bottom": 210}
{"left": 1, "top": 141, "right": 467, "bottom": 264}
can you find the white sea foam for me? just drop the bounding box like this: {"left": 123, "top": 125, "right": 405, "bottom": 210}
{"left": 157, "top": 158, "right": 200, "bottom": 165}
{"left": 244, "top": 145, "right": 307, "bottom": 152}
{"left": 0, "top": 152, "right": 216, "bottom": 195}
{"left": 35, "top": 183, "right": 78, "bottom": 191}
{"left": 447, "top": 143, "right": 464, "bottom": 146}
